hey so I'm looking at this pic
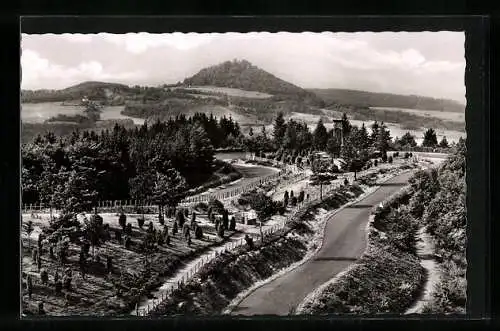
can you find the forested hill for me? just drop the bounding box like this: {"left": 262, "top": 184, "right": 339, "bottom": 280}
{"left": 308, "top": 88, "right": 465, "bottom": 113}
{"left": 21, "top": 81, "right": 132, "bottom": 104}
{"left": 182, "top": 59, "right": 324, "bottom": 106}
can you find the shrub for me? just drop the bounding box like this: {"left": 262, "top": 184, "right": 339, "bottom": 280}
{"left": 182, "top": 223, "right": 190, "bottom": 238}
{"left": 137, "top": 217, "right": 145, "bottom": 229}
{"left": 124, "top": 236, "right": 131, "bottom": 249}
{"left": 125, "top": 223, "right": 132, "bottom": 235}
{"left": 27, "top": 275, "right": 33, "bottom": 298}
{"left": 38, "top": 302, "right": 45, "bottom": 315}
{"left": 63, "top": 275, "right": 72, "bottom": 290}
{"left": 118, "top": 213, "right": 126, "bottom": 228}
{"left": 218, "top": 224, "right": 225, "bottom": 238}
{"left": 229, "top": 217, "right": 236, "bottom": 231}
{"left": 176, "top": 210, "right": 185, "bottom": 228}
{"left": 222, "top": 210, "right": 229, "bottom": 230}
{"left": 244, "top": 234, "right": 254, "bottom": 250}
{"left": 106, "top": 256, "right": 113, "bottom": 272}
{"left": 40, "top": 269, "right": 49, "bottom": 285}
{"left": 209, "top": 198, "right": 225, "bottom": 214}
{"left": 278, "top": 205, "right": 286, "bottom": 215}
{"left": 195, "top": 225, "right": 203, "bottom": 239}
{"left": 298, "top": 191, "right": 305, "bottom": 203}
{"left": 114, "top": 229, "right": 122, "bottom": 242}
{"left": 55, "top": 280, "right": 62, "bottom": 294}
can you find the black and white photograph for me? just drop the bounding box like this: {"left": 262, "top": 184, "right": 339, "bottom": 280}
{"left": 20, "top": 29, "right": 467, "bottom": 317}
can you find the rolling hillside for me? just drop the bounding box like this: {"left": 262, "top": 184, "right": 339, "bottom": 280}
{"left": 21, "top": 81, "right": 133, "bottom": 104}
{"left": 308, "top": 88, "right": 465, "bottom": 113}
{"left": 183, "top": 59, "right": 324, "bottom": 106}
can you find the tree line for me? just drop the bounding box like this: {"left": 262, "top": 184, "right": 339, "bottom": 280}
{"left": 21, "top": 114, "right": 239, "bottom": 212}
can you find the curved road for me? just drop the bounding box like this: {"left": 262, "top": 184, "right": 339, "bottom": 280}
{"left": 230, "top": 170, "right": 415, "bottom": 316}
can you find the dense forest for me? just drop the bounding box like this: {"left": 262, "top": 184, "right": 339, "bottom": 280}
{"left": 21, "top": 113, "right": 243, "bottom": 208}
{"left": 309, "top": 88, "right": 465, "bottom": 113}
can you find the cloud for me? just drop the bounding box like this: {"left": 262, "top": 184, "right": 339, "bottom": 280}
{"left": 20, "top": 32, "right": 465, "bottom": 103}
{"left": 99, "top": 32, "right": 215, "bottom": 53}
{"left": 21, "top": 49, "right": 143, "bottom": 89}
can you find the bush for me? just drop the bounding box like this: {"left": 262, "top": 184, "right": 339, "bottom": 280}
{"left": 148, "top": 221, "right": 154, "bottom": 233}
{"left": 55, "top": 280, "right": 62, "bottom": 294}
{"left": 40, "top": 269, "right": 49, "bottom": 285}
{"left": 222, "top": 210, "right": 229, "bottom": 230}
{"left": 278, "top": 204, "right": 286, "bottom": 215}
{"left": 137, "top": 217, "right": 145, "bottom": 229}
{"left": 124, "top": 236, "right": 131, "bottom": 249}
{"left": 125, "top": 223, "right": 132, "bottom": 235}
{"left": 244, "top": 234, "right": 254, "bottom": 250}
{"left": 195, "top": 225, "right": 203, "bottom": 239}
{"left": 106, "top": 256, "right": 113, "bottom": 272}
{"left": 176, "top": 210, "right": 185, "bottom": 228}
{"left": 118, "top": 213, "right": 126, "bottom": 228}
{"left": 208, "top": 198, "right": 225, "bottom": 214}
{"left": 298, "top": 191, "right": 305, "bottom": 203}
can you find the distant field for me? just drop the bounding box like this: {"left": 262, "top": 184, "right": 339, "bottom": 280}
{"left": 369, "top": 107, "right": 465, "bottom": 122}
{"left": 21, "top": 102, "right": 144, "bottom": 125}
{"left": 182, "top": 86, "right": 273, "bottom": 99}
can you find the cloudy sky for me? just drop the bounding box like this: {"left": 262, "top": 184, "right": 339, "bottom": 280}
{"left": 21, "top": 31, "right": 466, "bottom": 103}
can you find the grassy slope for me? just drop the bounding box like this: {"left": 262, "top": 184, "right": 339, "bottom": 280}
{"left": 21, "top": 212, "right": 237, "bottom": 316}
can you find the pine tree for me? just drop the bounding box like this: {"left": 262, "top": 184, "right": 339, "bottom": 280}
{"left": 422, "top": 128, "right": 438, "bottom": 147}
{"left": 313, "top": 118, "right": 328, "bottom": 151}
{"left": 341, "top": 113, "right": 351, "bottom": 137}
{"left": 439, "top": 136, "right": 449, "bottom": 148}
{"left": 273, "top": 112, "right": 286, "bottom": 148}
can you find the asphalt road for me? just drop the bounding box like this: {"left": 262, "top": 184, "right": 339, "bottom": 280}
{"left": 230, "top": 170, "right": 415, "bottom": 316}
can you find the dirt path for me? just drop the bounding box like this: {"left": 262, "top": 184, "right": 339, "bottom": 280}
{"left": 230, "top": 171, "right": 415, "bottom": 316}
{"left": 405, "top": 226, "right": 441, "bottom": 314}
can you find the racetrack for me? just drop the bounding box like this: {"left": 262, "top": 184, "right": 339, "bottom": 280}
{"left": 230, "top": 171, "right": 415, "bottom": 316}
